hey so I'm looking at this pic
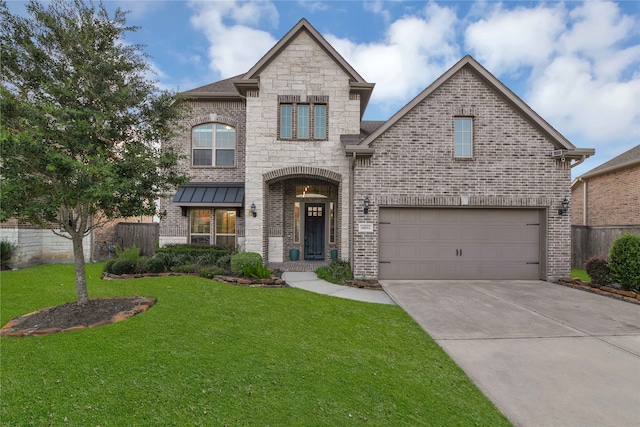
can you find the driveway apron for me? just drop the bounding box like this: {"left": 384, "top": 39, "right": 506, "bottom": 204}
{"left": 380, "top": 280, "right": 640, "bottom": 427}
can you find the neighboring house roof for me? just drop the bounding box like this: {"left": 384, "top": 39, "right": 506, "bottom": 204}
{"left": 575, "top": 144, "right": 640, "bottom": 182}
{"left": 345, "top": 55, "right": 595, "bottom": 163}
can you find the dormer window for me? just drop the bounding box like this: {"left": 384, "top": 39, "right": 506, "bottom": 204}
{"left": 192, "top": 123, "right": 236, "bottom": 167}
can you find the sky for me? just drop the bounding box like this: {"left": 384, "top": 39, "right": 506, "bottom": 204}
{"left": 7, "top": 0, "right": 640, "bottom": 179}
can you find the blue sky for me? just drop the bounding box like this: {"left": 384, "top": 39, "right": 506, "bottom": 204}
{"left": 7, "top": 1, "right": 640, "bottom": 178}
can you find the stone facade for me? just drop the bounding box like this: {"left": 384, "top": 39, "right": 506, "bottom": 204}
{"left": 241, "top": 30, "right": 358, "bottom": 260}
{"left": 353, "top": 67, "right": 572, "bottom": 280}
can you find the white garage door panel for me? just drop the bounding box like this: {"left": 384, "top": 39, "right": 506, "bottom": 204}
{"left": 379, "top": 208, "right": 542, "bottom": 280}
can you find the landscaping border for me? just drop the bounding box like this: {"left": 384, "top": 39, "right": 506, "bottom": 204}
{"left": 558, "top": 278, "right": 639, "bottom": 305}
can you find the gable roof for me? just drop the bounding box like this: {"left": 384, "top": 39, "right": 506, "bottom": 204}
{"left": 178, "top": 19, "right": 375, "bottom": 117}
{"left": 576, "top": 144, "right": 640, "bottom": 180}
{"left": 234, "top": 18, "right": 374, "bottom": 118}
{"left": 347, "top": 55, "right": 594, "bottom": 162}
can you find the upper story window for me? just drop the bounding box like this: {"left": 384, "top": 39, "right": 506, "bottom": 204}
{"left": 192, "top": 123, "right": 236, "bottom": 167}
{"left": 278, "top": 95, "right": 328, "bottom": 140}
{"left": 454, "top": 117, "right": 473, "bottom": 158}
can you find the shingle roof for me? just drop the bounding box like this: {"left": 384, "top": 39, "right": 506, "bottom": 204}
{"left": 579, "top": 144, "right": 640, "bottom": 179}
{"left": 181, "top": 75, "right": 243, "bottom": 96}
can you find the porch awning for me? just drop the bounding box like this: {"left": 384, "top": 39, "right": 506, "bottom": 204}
{"left": 172, "top": 183, "right": 245, "bottom": 207}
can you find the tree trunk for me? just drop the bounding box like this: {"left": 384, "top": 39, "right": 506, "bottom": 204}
{"left": 72, "top": 232, "right": 89, "bottom": 304}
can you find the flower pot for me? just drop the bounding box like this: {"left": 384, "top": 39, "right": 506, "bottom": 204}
{"left": 289, "top": 249, "right": 300, "bottom": 261}
{"left": 330, "top": 249, "right": 338, "bottom": 261}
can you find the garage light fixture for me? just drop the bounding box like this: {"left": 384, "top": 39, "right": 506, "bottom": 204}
{"left": 364, "top": 197, "right": 370, "bottom": 214}
{"left": 558, "top": 197, "right": 569, "bottom": 216}
{"left": 250, "top": 203, "right": 257, "bottom": 217}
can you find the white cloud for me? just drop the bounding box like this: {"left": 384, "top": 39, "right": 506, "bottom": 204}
{"left": 523, "top": 2, "right": 640, "bottom": 146}
{"left": 528, "top": 54, "right": 639, "bottom": 142}
{"left": 326, "top": 2, "right": 460, "bottom": 111}
{"left": 189, "top": 1, "right": 279, "bottom": 78}
{"left": 464, "top": 4, "right": 566, "bottom": 74}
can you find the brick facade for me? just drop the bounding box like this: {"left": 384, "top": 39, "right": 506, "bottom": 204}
{"left": 353, "top": 67, "right": 572, "bottom": 281}
{"left": 159, "top": 100, "right": 247, "bottom": 247}
{"left": 572, "top": 164, "right": 640, "bottom": 226}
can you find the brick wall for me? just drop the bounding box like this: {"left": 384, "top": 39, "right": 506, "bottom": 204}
{"left": 159, "top": 100, "right": 246, "bottom": 245}
{"left": 571, "top": 180, "right": 586, "bottom": 225}
{"left": 354, "top": 66, "right": 572, "bottom": 281}
{"left": 584, "top": 165, "right": 640, "bottom": 226}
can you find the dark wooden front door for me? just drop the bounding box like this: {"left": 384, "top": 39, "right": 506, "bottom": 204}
{"left": 304, "top": 204, "right": 325, "bottom": 260}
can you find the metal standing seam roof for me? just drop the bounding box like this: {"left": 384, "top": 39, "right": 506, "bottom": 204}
{"left": 173, "top": 184, "right": 245, "bottom": 207}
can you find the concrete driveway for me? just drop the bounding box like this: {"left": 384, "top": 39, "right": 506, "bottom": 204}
{"left": 380, "top": 280, "right": 640, "bottom": 427}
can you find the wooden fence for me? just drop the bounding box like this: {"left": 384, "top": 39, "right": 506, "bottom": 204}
{"left": 572, "top": 225, "right": 640, "bottom": 269}
{"left": 117, "top": 223, "right": 159, "bottom": 257}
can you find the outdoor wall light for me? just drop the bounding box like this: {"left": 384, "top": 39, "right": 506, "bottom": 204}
{"left": 250, "top": 203, "right": 257, "bottom": 218}
{"left": 558, "top": 197, "right": 569, "bottom": 216}
{"left": 364, "top": 197, "right": 370, "bottom": 214}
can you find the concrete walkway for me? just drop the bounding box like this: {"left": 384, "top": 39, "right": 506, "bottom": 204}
{"left": 381, "top": 280, "right": 640, "bottom": 427}
{"left": 282, "top": 272, "right": 395, "bottom": 305}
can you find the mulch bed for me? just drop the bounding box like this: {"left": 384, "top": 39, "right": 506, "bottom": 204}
{"left": 0, "top": 296, "right": 156, "bottom": 337}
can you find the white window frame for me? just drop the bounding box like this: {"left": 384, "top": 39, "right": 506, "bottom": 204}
{"left": 192, "top": 123, "right": 236, "bottom": 167}
{"left": 215, "top": 209, "right": 236, "bottom": 247}
{"left": 454, "top": 117, "right": 473, "bottom": 158}
{"left": 190, "top": 209, "right": 211, "bottom": 245}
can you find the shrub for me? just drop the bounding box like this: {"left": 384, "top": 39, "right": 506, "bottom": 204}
{"left": 116, "top": 245, "right": 141, "bottom": 264}
{"left": 171, "top": 264, "right": 199, "bottom": 274}
{"left": 216, "top": 254, "right": 232, "bottom": 271}
{"left": 609, "top": 233, "right": 640, "bottom": 291}
{"left": 199, "top": 267, "right": 227, "bottom": 279}
{"left": 316, "top": 259, "right": 353, "bottom": 285}
{"left": 144, "top": 257, "right": 166, "bottom": 273}
{"left": 0, "top": 240, "right": 16, "bottom": 268}
{"left": 584, "top": 256, "right": 611, "bottom": 286}
{"left": 104, "top": 259, "right": 117, "bottom": 274}
{"left": 242, "top": 261, "right": 272, "bottom": 279}
{"left": 230, "top": 252, "right": 263, "bottom": 274}
{"left": 110, "top": 259, "right": 136, "bottom": 275}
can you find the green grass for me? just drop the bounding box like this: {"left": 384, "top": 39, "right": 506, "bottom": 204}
{"left": 571, "top": 269, "right": 591, "bottom": 282}
{"left": 1, "top": 264, "right": 511, "bottom": 426}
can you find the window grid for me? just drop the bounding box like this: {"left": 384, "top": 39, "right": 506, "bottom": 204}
{"left": 192, "top": 123, "right": 236, "bottom": 167}
{"left": 454, "top": 117, "right": 473, "bottom": 158}
{"left": 278, "top": 98, "right": 328, "bottom": 141}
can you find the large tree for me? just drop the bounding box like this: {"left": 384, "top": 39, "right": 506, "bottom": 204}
{"left": 0, "top": 0, "right": 186, "bottom": 304}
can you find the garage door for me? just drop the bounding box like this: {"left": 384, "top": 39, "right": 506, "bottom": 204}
{"left": 379, "top": 208, "right": 541, "bottom": 280}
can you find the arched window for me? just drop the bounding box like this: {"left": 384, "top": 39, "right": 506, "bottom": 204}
{"left": 192, "top": 123, "right": 236, "bottom": 167}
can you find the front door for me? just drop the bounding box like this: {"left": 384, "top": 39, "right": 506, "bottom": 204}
{"left": 304, "top": 204, "right": 325, "bottom": 260}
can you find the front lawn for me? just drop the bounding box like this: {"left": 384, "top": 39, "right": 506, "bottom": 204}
{"left": 571, "top": 269, "right": 591, "bottom": 282}
{"left": 1, "top": 264, "right": 511, "bottom": 426}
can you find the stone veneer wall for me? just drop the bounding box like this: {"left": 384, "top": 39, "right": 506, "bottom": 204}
{"left": 243, "top": 30, "right": 360, "bottom": 261}
{"left": 159, "top": 100, "right": 246, "bottom": 246}
{"left": 353, "top": 67, "right": 572, "bottom": 281}
{"left": 0, "top": 221, "right": 92, "bottom": 268}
